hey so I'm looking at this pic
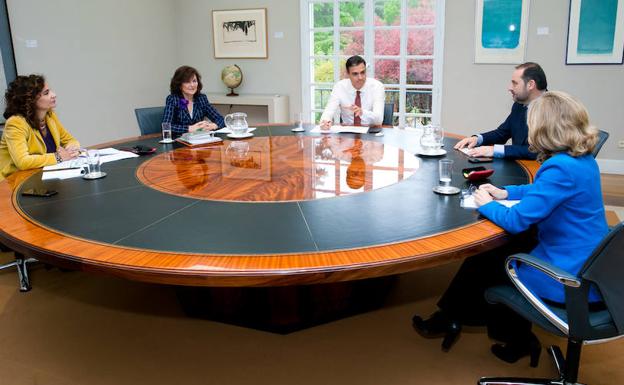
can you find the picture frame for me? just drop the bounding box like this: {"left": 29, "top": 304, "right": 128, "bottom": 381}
{"left": 212, "top": 8, "right": 268, "bottom": 59}
{"left": 474, "top": 0, "right": 530, "bottom": 64}
{"left": 566, "top": 0, "right": 624, "bottom": 65}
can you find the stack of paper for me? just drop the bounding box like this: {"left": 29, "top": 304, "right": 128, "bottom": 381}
{"left": 461, "top": 195, "right": 520, "bottom": 209}
{"left": 310, "top": 125, "right": 370, "bottom": 134}
{"left": 41, "top": 148, "right": 138, "bottom": 180}
{"left": 177, "top": 132, "right": 223, "bottom": 146}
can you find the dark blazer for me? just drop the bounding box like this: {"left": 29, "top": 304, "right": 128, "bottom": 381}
{"left": 162, "top": 93, "right": 225, "bottom": 135}
{"left": 481, "top": 102, "right": 536, "bottom": 160}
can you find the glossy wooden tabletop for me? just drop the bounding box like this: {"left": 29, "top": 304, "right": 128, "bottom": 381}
{"left": 0, "top": 126, "right": 538, "bottom": 287}
{"left": 137, "top": 136, "right": 417, "bottom": 201}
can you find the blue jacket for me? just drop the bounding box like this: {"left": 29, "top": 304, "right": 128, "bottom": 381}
{"left": 478, "top": 153, "right": 608, "bottom": 303}
{"left": 162, "top": 93, "right": 225, "bottom": 135}
{"left": 481, "top": 102, "right": 537, "bottom": 160}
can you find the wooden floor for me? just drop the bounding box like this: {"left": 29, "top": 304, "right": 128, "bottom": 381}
{"left": 0, "top": 174, "right": 622, "bottom": 385}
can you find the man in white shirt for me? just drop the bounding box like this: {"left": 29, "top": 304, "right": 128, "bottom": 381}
{"left": 320, "top": 55, "right": 385, "bottom": 129}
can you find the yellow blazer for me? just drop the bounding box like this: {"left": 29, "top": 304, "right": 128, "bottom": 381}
{"left": 0, "top": 111, "right": 80, "bottom": 180}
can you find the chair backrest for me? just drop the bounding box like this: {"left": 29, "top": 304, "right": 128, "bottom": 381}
{"left": 580, "top": 222, "right": 624, "bottom": 334}
{"left": 382, "top": 103, "right": 394, "bottom": 126}
{"left": 135, "top": 106, "right": 165, "bottom": 135}
{"left": 592, "top": 130, "right": 609, "bottom": 158}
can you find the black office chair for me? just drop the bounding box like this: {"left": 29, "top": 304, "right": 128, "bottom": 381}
{"left": 592, "top": 130, "right": 609, "bottom": 158}
{"left": 382, "top": 103, "right": 394, "bottom": 126}
{"left": 134, "top": 106, "right": 165, "bottom": 135}
{"left": 478, "top": 222, "right": 624, "bottom": 385}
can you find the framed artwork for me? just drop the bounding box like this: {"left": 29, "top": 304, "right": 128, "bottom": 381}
{"left": 566, "top": 0, "right": 624, "bottom": 64}
{"left": 474, "top": 0, "right": 530, "bottom": 64}
{"left": 212, "top": 8, "right": 268, "bottom": 59}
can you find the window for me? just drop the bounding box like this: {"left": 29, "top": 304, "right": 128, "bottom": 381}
{"left": 300, "top": 0, "right": 444, "bottom": 127}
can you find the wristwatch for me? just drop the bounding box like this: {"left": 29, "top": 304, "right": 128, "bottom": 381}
{"left": 55, "top": 152, "right": 62, "bottom": 163}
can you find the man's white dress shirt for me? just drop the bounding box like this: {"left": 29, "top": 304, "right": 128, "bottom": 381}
{"left": 320, "top": 78, "right": 385, "bottom": 126}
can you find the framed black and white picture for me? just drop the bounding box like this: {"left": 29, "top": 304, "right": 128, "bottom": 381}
{"left": 212, "top": 8, "right": 268, "bottom": 59}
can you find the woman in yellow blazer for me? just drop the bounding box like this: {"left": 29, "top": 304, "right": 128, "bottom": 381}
{"left": 0, "top": 74, "right": 80, "bottom": 180}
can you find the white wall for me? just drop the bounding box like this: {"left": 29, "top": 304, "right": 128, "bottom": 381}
{"left": 6, "top": 0, "right": 623, "bottom": 165}
{"left": 7, "top": 0, "right": 176, "bottom": 146}
{"left": 442, "top": 0, "right": 624, "bottom": 163}
{"left": 175, "top": 0, "right": 301, "bottom": 122}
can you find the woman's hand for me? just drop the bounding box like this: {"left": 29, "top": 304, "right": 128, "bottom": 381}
{"left": 473, "top": 188, "right": 493, "bottom": 207}
{"left": 478, "top": 183, "right": 508, "bottom": 200}
{"left": 188, "top": 121, "right": 212, "bottom": 133}
{"left": 57, "top": 146, "right": 79, "bottom": 161}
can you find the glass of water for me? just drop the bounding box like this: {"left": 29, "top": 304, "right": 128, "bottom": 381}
{"left": 439, "top": 158, "right": 453, "bottom": 186}
{"left": 87, "top": 149, "right": 101, "bottom": 174}
{"left": 161, "top": 122, "right": 172, "bottom": 142}
{"left": 292, "top": 112, "right": 305, "bottom": 132}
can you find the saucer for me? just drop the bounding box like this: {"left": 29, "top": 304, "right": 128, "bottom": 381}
{"left": 416, "top": 148, "right": 447, "bottom": 157}
{"left": 433, "top": 185, "right": 460, "bottom": 195}
{"left": 291, "top": 127, "right": 305, "bottom": 132}
{"left": 83, "top": 171, "right": 107, "bottom": 180}
{"left": 159, "top": 139, "right": 175, "bottom": 144}
{"left": 227, "top": 132, "right": 254, "bottom": 139}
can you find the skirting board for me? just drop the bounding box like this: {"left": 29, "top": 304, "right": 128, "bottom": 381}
{"left": 598, "top": 159, "right": 624, "bottom": 175}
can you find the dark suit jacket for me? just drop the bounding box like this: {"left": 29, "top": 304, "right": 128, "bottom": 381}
{"left": 481, "top": 102, "right": 537, "bottom": 160}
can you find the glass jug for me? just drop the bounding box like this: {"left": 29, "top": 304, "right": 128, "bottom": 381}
{"left": 225, "top": 112, "right": 248, "bottom": 136}
{"left": 420, "top": 124, "right": 444, "bottom": 152}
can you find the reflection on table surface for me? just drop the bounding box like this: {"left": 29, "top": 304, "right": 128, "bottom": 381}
{"left": 137, "top": 136, "right": 419, "bottom": 202}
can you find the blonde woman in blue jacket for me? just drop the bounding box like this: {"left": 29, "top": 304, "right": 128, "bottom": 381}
{"left": 0, "top": 75, "right": 80, "bottom": 180}
{"left": 413, "top": 91, "right": 608, "bottom": 366}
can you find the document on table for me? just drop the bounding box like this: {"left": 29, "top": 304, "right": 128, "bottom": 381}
{"left": 461, "top": 195, "right": 520, "bottom": 209}
{"left": 212, "top": 127, "right": 257, "bottom": 134}
{"left": 41, "top": 169, "right": 85, "bottom": 180}
{"left": 41, "top": 148, "right": 138, "bottom": 179}
{"left": 310, "top": 125, "right": 370, "bottom": 134}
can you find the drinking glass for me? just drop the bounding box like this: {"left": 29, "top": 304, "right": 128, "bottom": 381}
{"left": 87, "top": 150, "right": 101, "bottom": 174}
{"left": 292, "top": 112, "right": 305, "bottom": 132}
{"left": 161, "top": 122, "right": 172, "bottom": 142}
{"left": 439, "top": 159, "right": 453, "bottom": 186}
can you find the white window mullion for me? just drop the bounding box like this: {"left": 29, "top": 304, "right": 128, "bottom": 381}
{"left": 432, "top": 0, "right": 445, "bottom": 126}
{"left": 301, "top": 0, "right": 312, "bottom": 120}
{"left": 397, "top": 0, "right": 409, "bottom": 127}
{"left": 364, "top": 0, "right": 374, "bottom": 77}
{"left": 333, "top": 0, "right": 340, "bottom": 83}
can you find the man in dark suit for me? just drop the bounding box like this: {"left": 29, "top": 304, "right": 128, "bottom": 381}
{"left": 454, "top": 62, "right": 547, "bottom": 160}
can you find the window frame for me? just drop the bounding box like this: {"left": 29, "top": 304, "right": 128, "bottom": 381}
{"left": 300, "top": 0, "right": 445, "bottom": 127}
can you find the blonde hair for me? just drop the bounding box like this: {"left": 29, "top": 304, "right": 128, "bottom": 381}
{"left": 527, "top": 91, "right": 598, "bottom": 161}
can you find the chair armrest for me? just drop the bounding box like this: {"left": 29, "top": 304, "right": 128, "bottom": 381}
{"left": 506, "top": 253, "right": 581, "bottom": 288}
{"left": 505, "top": 253, "right": 574, "bottom": 335}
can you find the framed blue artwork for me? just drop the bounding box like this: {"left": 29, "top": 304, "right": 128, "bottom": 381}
{"left": 566, "top": 0, "right": 624, "bottom": 64}
{"left": 474, "top": 0, "right": 531, "bottom": 64}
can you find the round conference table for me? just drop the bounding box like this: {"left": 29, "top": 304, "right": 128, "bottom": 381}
{"left": 0, "top": 124, "right": 537, "bottom": 289}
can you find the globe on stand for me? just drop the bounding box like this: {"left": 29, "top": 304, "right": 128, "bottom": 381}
{"left": 221, "top": 65, "right": 243, "bottom": 96}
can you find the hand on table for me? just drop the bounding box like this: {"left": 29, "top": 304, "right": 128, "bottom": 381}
{"left": 319, "top": 120, "right": 332, "bottom": 130}
{"left": 454, "top": 136, "right": 478, "bottom": 150}
{"left": 189, "top": 121, "right": 215, "bottom": 133}
{"left": 473, "top": 184, "right": 509, "bottom": 207}
{"left": 465, "top": 145, "right": 494, "bottom": 158}
{"left": 57, "top": 146, "right": 80, "bottom": 161}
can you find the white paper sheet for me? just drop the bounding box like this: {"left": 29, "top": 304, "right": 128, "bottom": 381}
{"left": 310, "top": 125, "right": 370, "bottom": 134}
{"left": 461, "top": 195, "right": 521, "bottom": 209}
{"left": 212, "top": 127, "right": 257, "bottom": 134}
{"left": 42, "top": 169, "right": 85, "bottom": 180}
